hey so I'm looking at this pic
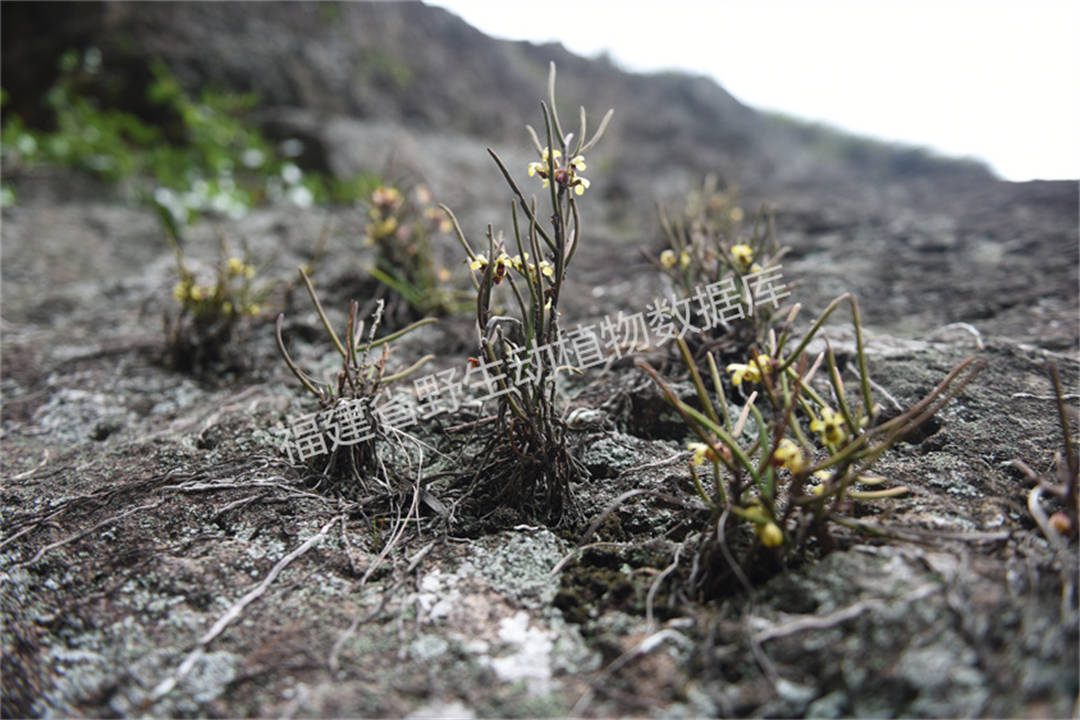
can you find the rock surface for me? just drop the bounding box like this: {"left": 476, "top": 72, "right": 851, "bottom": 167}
{"left": 2, "top": 3, "right": 1078, "bottom": 718}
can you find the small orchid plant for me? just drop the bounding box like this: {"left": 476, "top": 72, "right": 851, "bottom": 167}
{"left": 439, "top": 62, "right": 613, "bottom": 522}
{"left": 639, "top": 293, "right": 984, "bottom": 562}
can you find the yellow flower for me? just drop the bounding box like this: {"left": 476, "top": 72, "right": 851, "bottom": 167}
{"left": 243, "top": 303, "right": 261, "bottom": 316}
{"left": 189, "top": 284, "right": 206, "bottom": 301}
{"left": 731, "top": 244, "right": 754, "bottom": 270}
{"left": 528, "top": 147, "right": 561, "bottom": 178}
{"left": 173, "top": 281, "right": 189, "bottom": 303}
{"left": 510, "top": 253, "right": 530, "bottom": 271}
{"left": 726, "top": 354, "right": 772, "bottom": 386}
{"left": 368, "top": 217, "right": 398, "bottom": 240}
{"left": 1049, "top": 511, "right": 1072, "bottom": 536}
{"left": 226, "top": 257, "right": 255, "bottom": 279}
{"left": 773, "top": 438, "right": 805, "bottom": 474}
{"left": 371, "top": 186, "right": 403, "bottom": 209}
{"left": 679, "top": 250, "right": 691, "bottom": 269}
{"left": 227, "top": 257, "right": 245, "bottom": 276}
{"left": 688, "top": 441, "right": 710, "bottom": 466}
{"left": 469, "top": 254, "right": 488, "bottom": 271}
{"left": 757, "top": 521, "right": 784, "bottom": 548}
{"left": 222, "top": 300, "right": 233, "bottom": 314}
{"left": 492, "top": 252, "right": 512, "bottom": 284}
{"left": 810, "top": 406, "right": 848, "bottom": 451}
{"left": 530, "top": 148, "right": 590, "bottom": 195}
{"left": 742, "top": 505, "right": 767, "bottom": 525}
{"left": 660, "top": 249, "right": 677, "bottom": 269}
{"left": 508, "top": 252, "right": 553, "bottom": 280}
{"left": 688, "top": 441, "right": 727, "bottom": 465}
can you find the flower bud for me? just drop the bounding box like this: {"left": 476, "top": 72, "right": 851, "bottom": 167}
{"left": 758, "top": 522, "right": 783, "bottom": 548}
{"left": 1049, "top": 511, "right": 1073, "bottom": 537}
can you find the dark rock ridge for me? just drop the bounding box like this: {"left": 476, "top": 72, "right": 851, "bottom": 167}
{"left": 3, "top": 0, "right": 994, "bottom": 197}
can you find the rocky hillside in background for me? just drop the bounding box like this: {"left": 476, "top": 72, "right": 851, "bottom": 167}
{"left": 3, "top": 0, "right": 993, "bottom": 203}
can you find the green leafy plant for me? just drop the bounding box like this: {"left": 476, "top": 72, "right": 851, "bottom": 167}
{"left": 648, "top": 176, "right": 787, "bottom": 354}
{"left": 275, "top": 268, "right": 435, "bottom": 489}
{"left": 637, "top": 293, "right": 984, "bottom": 590}
{"left": 0, "top": 48, "right": 375, "bottom": 223}
{"left": 439, "top": 62, "right": 613, "bottom": 523}
{"left": 362, "top": 183, "right": 469, "bottom": 319}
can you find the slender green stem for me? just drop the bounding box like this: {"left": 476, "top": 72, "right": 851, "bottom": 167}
{"left": 773, "top": 293, "right": 849, "bottom": 377}
{"left": 746, "top": 401, "right": 771, "bottom": 480}
{"left": 707, "top": 352, "right": 732, "bottom": 434}
{"left": 638, "top": 361, "right": 761, "bottom": 488}
{"left": 299, "top": 267, "right": 346, "bottom": 359}
{"left": 825, "top": 341, "right": 859, "bottom": 435}
{"left": 678, "top": 337, "right": 720, "bottom": 427}
{"left": 849, "top": 294, "right": 874, "bottom": 415}
{"left": 546, "top": 62, "right": 566, "bottom": 145}
{"left": 786, "top": 364, "right": 829, "bottom": 409}
{"left": 688, "top": 461, "right": 719, "bottom": 511}
{"left": 356, "top": 317, "right": 437, "bottom": 352}
{"left": 565, "top": 197, "right": 582, "bottom": 270}
{"left": 579, "top": 108, "right": 614, "bottom": 154}
{"left": 275, "top": 314, "right": 323, "bottom": 400}
{"left": 505, "top": 273, "right": 532, "bottom": 347}
{"left": 381, "top": 354, "right": 435, "bottom": 385}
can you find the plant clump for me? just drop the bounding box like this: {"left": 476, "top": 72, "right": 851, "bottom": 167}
{"left": 275, "top": 268, "right": 434, "bottom": 493}
{"left": 362, "top": 183, "right": 468, "bottom": 321}
{"left": 163, "top": 228, "right": 271, "bottom": 373}
{"left": 638, "top": 293, "right": 985, "bottom": 595}
{"left": 1013, "top": 362, "right": 1078, "bottom": 557}
{"left": 648, "top": 176, "right": 787, "bottom": 357}
{"left": 439, "top": 63, "right": 613, "bottom": 524}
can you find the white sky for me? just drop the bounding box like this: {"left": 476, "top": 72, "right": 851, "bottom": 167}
{"left": 432, "top": 0, "right": 1079, "bottom": 181}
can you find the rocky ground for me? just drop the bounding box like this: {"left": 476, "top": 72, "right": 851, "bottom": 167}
{"left": 2, "top": 3, "right": 1079, "bottom": 718}
{"left": 2, "top": 151, "right": 1077, "bottom": 717}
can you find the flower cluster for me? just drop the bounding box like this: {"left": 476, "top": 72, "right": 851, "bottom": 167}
{"left": 730, "top": 243, "right": 762, "bottom": 273}
{"left": 660, "top": 249, "right": 691, "bottom": 270}
{"left": 726, "top": 354, "right": 773, "bottom": 386}
{"left": 164, "top": 232, "right": 272, "bottom": 372}
{"left": 650, "top": 179, "right": 782, "bottom": 342}
{"left": 362, "top": 183, "right": 464, "bottom": 317}
{"left": 366, "top": 185, "right": 405, "bottom": 243}
{"left": 639, "top": 290, "right": 982, "bottom": 567}
{"left": 172, "top": 256, "right": 261, "bottom": 317}
{"left": 527, "top": 147, "right": 591, "bottom": 196}
{"left": 468, "top": 250, "right": 555, "bottom": 285}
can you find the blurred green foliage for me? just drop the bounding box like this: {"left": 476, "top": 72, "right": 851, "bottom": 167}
{"left": 1, "top": 48, "right": 381, "bottom": 222}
